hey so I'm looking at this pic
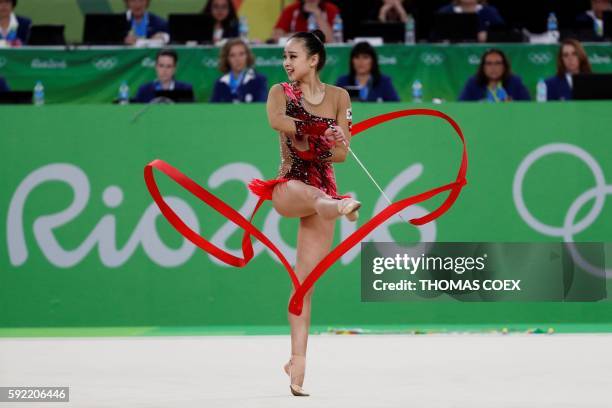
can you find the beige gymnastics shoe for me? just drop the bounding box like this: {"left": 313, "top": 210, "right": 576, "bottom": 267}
{"left": 283, "top": 355, "right": 310, "bottom": 397}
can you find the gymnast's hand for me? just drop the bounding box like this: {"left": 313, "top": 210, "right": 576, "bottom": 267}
{"left": 324, "top": 126, "right": 348, "bottom": 145}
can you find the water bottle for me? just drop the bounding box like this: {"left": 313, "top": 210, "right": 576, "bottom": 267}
{"left": 411, "top": 79, "right": 422, "bottom": 103}
{"left": 307, "top": 13, "right": 317, "bottom": 32}
{"left": 404, "top": 15, "right": 415, "bottom": 45}
{"left": 239, "top": 16, "right": 249, "bottom": 41}
{"left": 547, "top": 12, "right": 559, "bottom": 41}
{"left": 118, "top": 80, "right": 130, "bottom": 105}
{"left": 33, "top": 81, "right": 45, "bottom": 106}
{"left": 536, "top": 79, "right": 547, "bottom": 102}
{"left": 332, "top": 14, "right": 343, "bottom": 43}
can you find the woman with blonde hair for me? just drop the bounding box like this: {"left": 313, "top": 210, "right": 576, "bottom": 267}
{"left": 210, "top": 38, "right": 268, "bottom": 103}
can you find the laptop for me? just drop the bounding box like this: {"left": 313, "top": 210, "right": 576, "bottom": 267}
{"left": 28, "top": 25, "right": 66, "bottom": 45}
{"left": 431, "top": 13, "right": 479, "bottom": 42}
{"left": 487, "top": 26, "right": 525, "bottom": 43}
{"left": 83, "top": 14, "right": 130, "bottom": 45}
{"left": 572, "top": 73, "right": 612, "bottom": 100}
{"left": 0, "top": 91, "right": 33, "bottom": 104}
{"left": 168, "top": 14, "right": 215, "bottom": 44}
{"left": 358, "top": 21, "right": 405, "bottom": 44}
{"left": 154, "top": 89, "right": 195, "bottom": 103}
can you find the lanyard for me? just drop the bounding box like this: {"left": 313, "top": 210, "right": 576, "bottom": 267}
{"left": 131, "top": 12, "right": 149, "bottom": 38}
{"left": 229, "top": 70, "right": 246, "bottom": 95}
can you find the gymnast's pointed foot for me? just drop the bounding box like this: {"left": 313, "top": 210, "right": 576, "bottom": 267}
{"left": 284, "top": 355, "right": 310, "bottom": 396}
{"left": 338, "top": 198, "right": 361, "bottom": 222}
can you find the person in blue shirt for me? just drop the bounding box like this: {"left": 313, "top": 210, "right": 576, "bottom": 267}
{"left": 0, "top": 0, "right": 31, "bottom": 46}
{"left": 202, "top": 0, "right": 240, "bottom": 43}
{"left": 576, "top": 0, "right": 611, "bottom": 38}
{"left": 135, "top": 49, "right": 194, "bottom": 103}
{"left": 0, "top": 76, "right": 9, "bottom": 92}
{"left": 459, "top": 48, "right": 531, "bottom": 102}
{"left": 210, "top": 38, "right": 268, "bottom": 103}
{"left": 545, "top": 39, "right": 592, "bottom": 101}
{"left": 437, "top": 0, "right": 504, "bottom": 42}
{"left": 123, "top": 0, "right": 169, "bottom": 45}
{"left": 335, "top": 41, "right": 400, "bottom": 102}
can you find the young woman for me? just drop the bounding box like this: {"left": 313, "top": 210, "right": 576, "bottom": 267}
{"left": 545, "top": 39, "right": 592, "bottom": 101}
{"left": 459, "top": 48, "right": 530, "bottom": 102}
{"left": 202, "top": 0, "right": 239, "bottom": 43}
{"left": 248, "top": 29, "right": 360, "bottom": 396}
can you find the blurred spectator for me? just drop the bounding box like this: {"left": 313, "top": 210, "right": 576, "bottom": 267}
{"left": 459, "top": 49, "right": 530, "bottom": 102}
{"left": 577, "top": 0, "right": 612, "bottom": 37}
{"left": 438, "top": 0, "right": 504, "bottom": 42}
{"left": 545, "top": 39, "right": 592, "bottom": 101}
{"left": 272, "top": 0, "right": 339, "bottom": 43}
{"left": 124, "top": 0, "right": 169, "bottom": 45}
{"left": 202, "top": 0, "right": 239, "bottom": 43}
{"left": 0, "top": 0, "right": 30, "bottom": 46}
{"left": 210, "top": 38, "right": 268, "bottom": 103}
{"left": 0, "top": 76, "right": 9, "bottom": 91}
{"left": 335, "top": 42, "right": 400, "bottom": 102}
{"left": 135, "top": 49, "right": 193, "bottom": 103}
{"left": 376, "top": 0, "right": 411, "bottom": 23}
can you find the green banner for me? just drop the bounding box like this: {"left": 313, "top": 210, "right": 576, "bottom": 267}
{"left": 1, "top": 43, "right": 611, "bottom": 103}
{"left": 1, "top": 102, "right": 611, "bottom": 328}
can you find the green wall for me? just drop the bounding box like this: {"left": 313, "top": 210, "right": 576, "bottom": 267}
{"left": 1, "top": 102, "right": 611, "bottom": 328}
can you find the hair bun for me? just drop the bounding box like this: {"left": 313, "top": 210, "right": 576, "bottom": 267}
{"left": 311, "top": 29, "right": 326, "bottom": 44}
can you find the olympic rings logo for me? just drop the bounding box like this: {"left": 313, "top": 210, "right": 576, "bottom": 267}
{"left": 92, "top": 58, "right": 118, "bottom": 71}
{"left": 420, "top": 53, "right": 444, "bottom": 66}
{"left": 528, "top": 52, "right": 552, "bottom": 65}
{"left": 513, "top": 143, "right": 612, "bottom": 278}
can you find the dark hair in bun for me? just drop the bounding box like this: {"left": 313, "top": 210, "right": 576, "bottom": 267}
{"left": 289, "top": 29, "right": 327, "bottom": 71}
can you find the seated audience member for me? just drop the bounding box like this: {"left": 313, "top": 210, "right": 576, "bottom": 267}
{"left": 545, "top": 39, "right": 592, "bottom": 101}
{"left": 271, "top": 0, "right": 339, "bottom": 43}
{"left": 135, "top": 49, "right": 194, "bottom": 103}
{"left": 459, "top": 49, "right": 530, "bottom": 102}
{"left": 124, "top": 0, "right": 169, "bottom": 45}
{"left": 335, "top": 41, "right": 400, "bottom": 102}
{"left": 0, "top": 76, "right": 9, "bottom": 91}
{"left": 437, "top": 0, "right": 504, "bottom": 42}
{"left": 577, "top": 0, "right": 612, "bottom": 37}
{"left": 211, "top": 38, "right": 268, "bottom": 103}
{"left": 376, "top": 0, "right": 411, "bottom": 23}
{"left": 202, "top": 0, "right": 239, "bottom": 43}
{"left": 0, "top": 0, "right": 31, "bottom": 46}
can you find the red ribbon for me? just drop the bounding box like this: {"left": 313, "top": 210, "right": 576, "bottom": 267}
{"left": 144, "top": 108, "right": 468, "bottom": 315}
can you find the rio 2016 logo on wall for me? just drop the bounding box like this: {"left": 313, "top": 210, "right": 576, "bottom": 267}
{"left": 6, "top": 163, "right": 433, "bottom": 269}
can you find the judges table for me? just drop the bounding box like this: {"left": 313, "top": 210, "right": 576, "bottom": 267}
{"left": 0, "top": 43, "right": 611, "bottom": 103}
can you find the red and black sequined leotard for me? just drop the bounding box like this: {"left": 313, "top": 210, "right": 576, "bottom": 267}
{"left": 248, "top": 82, "right": 349, "bottom": 201}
